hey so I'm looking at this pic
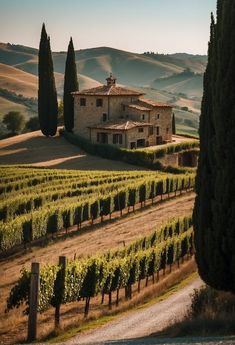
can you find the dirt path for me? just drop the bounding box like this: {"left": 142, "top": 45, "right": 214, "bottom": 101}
{"left": 59, "top": 277, "right": 203, "bottom": 345}
{"left": 0, "top": 130, "right": 146, "bottom": 170}
{"left": 60, "top": 335, "right": 235, "bottom": 345}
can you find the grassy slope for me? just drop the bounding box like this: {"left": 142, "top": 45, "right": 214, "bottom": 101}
{"left": 0, "top": 63, "right": 38, "bottom": 97}
{"left": 0, "top": 96, "right": 28, "bottom": 117}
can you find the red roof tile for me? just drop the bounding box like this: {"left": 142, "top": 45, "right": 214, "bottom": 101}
{"left": 89, "top": 121, "right": 152, "bottom": 131}
{"left": 72, "top": 85, "right": 144, "bottom": 96}
{"left": 123, "top": 103, "right": 151, "bottom": 111}
{"left": 138, "top": 98, "right": 172, "bottom": 108}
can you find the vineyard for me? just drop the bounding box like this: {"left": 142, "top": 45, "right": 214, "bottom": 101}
{"left": 0, "top": 166, "right": 195, "bottom": 253}
{"left": 7, "top": 214, "right": 193, "bottom": 329}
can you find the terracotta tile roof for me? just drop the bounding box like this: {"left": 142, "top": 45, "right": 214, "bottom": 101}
{"left": 122, "top": 103, "right": 151, "bottom": 111}
{"left": 89, "top": 121, "right": 152, "bottom": 131}
{"left": 72, "top": 85, "right": 144, "bottom": 96}
{"left": 138, "top": 98, "right": 172, "bottom": 108}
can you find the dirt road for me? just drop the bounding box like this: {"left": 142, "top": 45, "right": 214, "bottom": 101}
{"left": 59, "top": 277, "right": 203, "bottom": 345}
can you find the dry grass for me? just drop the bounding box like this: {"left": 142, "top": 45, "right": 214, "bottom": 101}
{"left": 0, "top": 63, "right": 38, "bottom": 98}
{"left": 0, "top": 130, "right": 148, "bottom": 170}
{"left": 0, "top": 96, "right": 28, "bottom": 117}
{"left": 156, "top": 285, "right": 235, "bottom": 338}
{"left": 0, "top": 258, "right": 196, "bottom": 344}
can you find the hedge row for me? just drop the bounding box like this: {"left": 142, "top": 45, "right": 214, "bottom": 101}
{"left": 62, "top": 129, "right": 199, "bottom": 172}
{"left": 0, "top": 174, "right": 195, "bottom": 252}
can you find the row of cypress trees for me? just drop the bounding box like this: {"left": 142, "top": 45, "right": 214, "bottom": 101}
{"left": 38, "top": 23, "right": 78, "bottom": 136}
{"left": 194, "top": 0, "right": 235, "bottom": 293}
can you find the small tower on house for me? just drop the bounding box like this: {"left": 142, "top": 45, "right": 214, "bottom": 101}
{"left": 106, "top": 73, "right": 116, "bottom": 87}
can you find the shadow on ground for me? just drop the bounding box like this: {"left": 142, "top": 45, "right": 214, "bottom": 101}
{"left": 75, "top": 335, "right": 235, "bottom": 345}
{"left": 0, "top": 131, "right": 146, "bottom": 171}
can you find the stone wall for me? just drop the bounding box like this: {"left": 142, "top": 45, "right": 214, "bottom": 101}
{"left": 149, "top": 108, "right": 172, "bottom": 143}
{"left": 73, "top": 94, "right": 172, "bottom": 146}
{"left": 90, "top": 126, "right": 153, "bottom": 149}
{"left": 74, "top": 95, "right": 140, "bottom": 139}
{"left": 123, "top": 107, "right": 150, "bottom": 122}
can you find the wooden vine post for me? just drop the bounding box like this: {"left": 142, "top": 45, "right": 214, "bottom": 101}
{"left": 55, "top": 256, "right": 66, "bottom": 329}
{"left": 27, "top": 262, "right": 40, "bottom": 342}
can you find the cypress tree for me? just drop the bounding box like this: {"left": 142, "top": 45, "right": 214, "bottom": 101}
{"left": 63, "top": 37, "right": 79, "bottom": 132}
{"left": 38, "top": 23, "right": 58, "bottom": 136}
{"left": 194, "top": 0, "right": 235, "bottom": 292}
{"left": 172, "top": 113, "right": 176, "bottom": 135}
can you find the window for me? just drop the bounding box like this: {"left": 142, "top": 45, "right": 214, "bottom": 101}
{"left": 166, "top": 127, "right": 169, "bottom": 134}
{"left": 156, "top": 126, "right": 160, "bottom": 135}
{"left": 103, "top": 113, "right": 107, "bottom": 122}
{"left": 100, "top": 133, "right": 108, "bottom": 144}
{"left": 113, "top": 134, "right": 123, "bottom": 145}
{"left": 97, "top": 133, "right": 100, "bottom": 142}
{"left": 138, "top": 127, "right": 144, "bottom": 133}
{"left": 149, "top": 126, "right": 153, "bottom": 135}
{"left": 80, "top": 98, "right": 86, "bottom": 106}
{"left": 96, "top": 98, "right": 103, "bottom": 107}
{"left": 141, "top": 114, "right": 145, "bottom": 120}
{"left": 122, "top": 105, "right": 126, "bottom": 111}
{"left": 155, "top": 114, "right": 160, "bottom": 120}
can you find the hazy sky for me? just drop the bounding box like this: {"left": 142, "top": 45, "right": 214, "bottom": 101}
{"left": 0, "top": 0, "right": 217, "bottom": 54}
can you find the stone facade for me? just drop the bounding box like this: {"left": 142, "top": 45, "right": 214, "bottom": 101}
{"left": 73, "top": 75, "right": 173, "bottom": 149}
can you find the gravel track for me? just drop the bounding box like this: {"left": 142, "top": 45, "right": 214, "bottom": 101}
{"left": 59, "top": 278, "right": 203, "bottom": 345}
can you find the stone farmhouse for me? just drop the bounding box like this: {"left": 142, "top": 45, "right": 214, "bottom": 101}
{"left": 73, "top": 74, "right": 173, "bottom": 149}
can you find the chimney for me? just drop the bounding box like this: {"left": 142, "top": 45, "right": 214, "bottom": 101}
{"left": 106, "top": 73, "right": 116, "bottom": 87}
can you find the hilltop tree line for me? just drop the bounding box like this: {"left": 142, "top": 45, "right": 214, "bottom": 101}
{"left": 38, "top": 23, "right": 78, "bottom": 136}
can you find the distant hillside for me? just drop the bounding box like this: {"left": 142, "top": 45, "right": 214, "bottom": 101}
{"left": 0, "top": 43, "right": 206, "bottom": 88}
{"left": 0, "top": 42, "right": 206, "bottom": 136}
{"left": 0, "top": 63, "right": 38, "bottom": 97}
{"left": 151, "top": 69, "right": 203, "bottom": 98}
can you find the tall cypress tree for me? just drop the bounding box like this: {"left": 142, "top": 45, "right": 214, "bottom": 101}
{"left": 38, "top": 23, "right": 48, "bottom": 135}
{"left": 172, "top": 113, "right": 176, "bottom": 135}
{"left": 194, "top": 0, "right": 235, "bottom": 292}
{"left": 63, "top": 37, "right": 79, "bottom": 132}
{"left": 38, "top": 23, "right": 58, "bottom": 136}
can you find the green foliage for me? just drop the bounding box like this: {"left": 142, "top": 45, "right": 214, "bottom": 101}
{"left": 26, "top": 116, "right": 40, "bottom": 131}
{"left": 6, "top": 215, "right": 193, "bottom": 313}
{"left": 189, "top": 286, "right": 218, "bottom": 318}
{"left": 3, "top": 111, "right": 26, "bottom": 134}
{"left": 7, "top": 268, "right": 30, "bottom": 311}
{"left": 0, "top": 167, "right": 195, "bottom": 252}
{"left": 38, "top": 23, "right": 58, "bottom": 136}
{"left": 194, "top": 1, "right": 235, "bottom": 293}
{"left": 57, "top": 100, "right": 64, "bottom": 126}
{"left": 39, "top": 265, "right": 59, "bottom": 312}
{"left": 63, "top": 37, "right": 78, "bottom": 132}
{"left": 172, "top": 113, "right": 176, "bottom": 135}
{"left": 62, "top": 129, "right": 199, "bottom": 172}
{"left": 80, "top": 258, "right": 103, "bottom": 298}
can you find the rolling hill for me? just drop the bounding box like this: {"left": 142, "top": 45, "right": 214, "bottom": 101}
{"left": 0, "top": 63, "right": 38, "bottom": 97}
{"left": 0, "top": 42, "right": 206, "bottom": 136}
{"left": 0, "top": 43, "right": 206, "bottom": 87}
{"left": 151, "top": 69, "right": 203, "bottom": 98}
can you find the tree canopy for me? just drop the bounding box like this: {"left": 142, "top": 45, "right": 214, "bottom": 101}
{"left": 194, "top": 0, "right": 235, "bottom": 293}
{"left": 3, "top": 111, "right": 26, "bottom": 134}
{"left": 63, "top": 37, "right": 79, "bottom": 132}
{"left": 38, "top": 23, "right": 58, "bottom": 137}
